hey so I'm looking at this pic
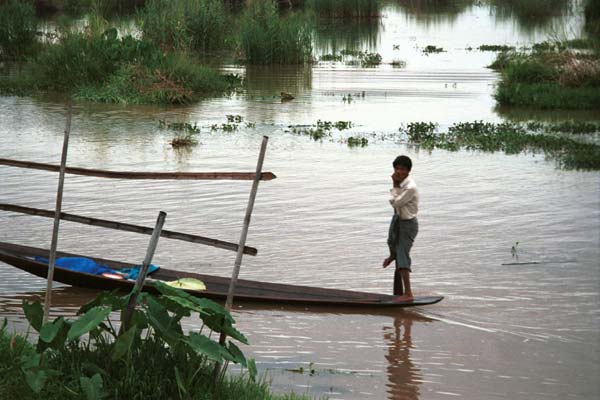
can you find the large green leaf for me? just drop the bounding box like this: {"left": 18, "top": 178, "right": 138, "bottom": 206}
{"left": 201, "top": 313, "right": 248, "bottom": 345}
{"left": 112, "top": 326, "right": 137, "bottom": 361}
{"left": 39, "top": 317, "right": 64, "bottom": 343}
{"left": 38, "top": 317, "right": 71, "bottom": 352}
{"left": 80, "top": 373, "right": 104, "bottom": 400}
{"left": 145, "top": 296, "right": 182, "bottom": 344}
{"left": 22, "top": 300, "right": 43, "bottom": 332}
{"left": 183, "top": 333, "right": 225, "bottom": 363}
{"left": 68, "top": 306, "right": 112, "bottom": 340}
{"left": 227, "top": 341, "right": 247, "bottom": 367}
{"left": 78, "top": 290, "right": 124, "bottom": 315}
{"left": 152, "top": 281, "right": 232, "bottom": 322}
{"left": 24, "top": 369, "right": 47, "bottom": 394}
{"left": 247, "top": 358, "right": 257, "bottom": 382}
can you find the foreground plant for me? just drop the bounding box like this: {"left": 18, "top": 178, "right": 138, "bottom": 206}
{"left": 0, "top": 283, "right": 262, "bottom": 399}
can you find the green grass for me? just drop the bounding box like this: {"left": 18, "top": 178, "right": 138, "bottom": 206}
{"left": 0, "top": 0, "right": 39, "bottom": 60}
{"left": 239, "top": 0, "right": 313, "bottom": 65}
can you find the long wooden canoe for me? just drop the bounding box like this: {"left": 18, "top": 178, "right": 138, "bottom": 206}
{"left": 0, "top": 242, "right": 443, "bottom": 308}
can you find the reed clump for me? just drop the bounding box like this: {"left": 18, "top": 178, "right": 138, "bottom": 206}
{"left": 400, "top": 121, "right": 600, "bottom": 170}
{"left": 239, "top": 0, "right": 313, "bottom": 64}
{"left": 0, "top": 0, "right": 39, "bottom": 60}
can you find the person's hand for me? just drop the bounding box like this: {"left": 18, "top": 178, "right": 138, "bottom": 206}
{"left": 391, "top": 173, "right": 401, "bottom": 187}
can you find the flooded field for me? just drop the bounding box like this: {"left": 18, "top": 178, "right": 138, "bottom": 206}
{"left": 1, "top": 1, "right": 599, "bottom": 399}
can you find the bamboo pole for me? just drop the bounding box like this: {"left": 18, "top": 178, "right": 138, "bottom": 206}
{"left": 213, "top": 136, "right": 268, "bottom": 385}
{"left": 0, "top": 204, "right": 258, "bottom": 256}
{"left": 120, "top": 211, "right": 166, "bottom": 334}
{"left": 43, "top": 102, "right": 72, "bottom": 324}
{"left": 0, "top": 158, "right": 276, "bottom": 181}
{"left": 224, "top": 136, "right": 269, "bottom": 311}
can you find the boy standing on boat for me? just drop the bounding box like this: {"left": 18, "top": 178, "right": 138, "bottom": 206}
{"left": 383, "top": 155, "right": 419, "bottom": 301}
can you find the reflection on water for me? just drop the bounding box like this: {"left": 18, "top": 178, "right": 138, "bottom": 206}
{"left": 313, "top": 18, "right": 382, "bottom": 55}
{"left": 384, "top": 315, "right": 420, "bottom": 400}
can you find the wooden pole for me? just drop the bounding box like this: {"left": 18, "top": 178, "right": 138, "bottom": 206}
{"left": 43, "top": 102, "right": 72, "bottom": 324}
{"left": 0, "top": 203, "right": 258, "bottom": 256}
{"left": 213, "top": 136, "right": 268, "bottom": 385}
{"left": 120, "top": 211, "right": 166, "bottom": 334}
{"left": 0, "top": 158, "right": 276, "bottom": 181}
{"left": 224, "top": 136, "right": 269, "bottom": 311}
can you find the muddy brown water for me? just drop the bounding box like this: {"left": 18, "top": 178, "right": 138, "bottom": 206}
{"left": 1, "top": 2, "right": 599, "bottom": 399}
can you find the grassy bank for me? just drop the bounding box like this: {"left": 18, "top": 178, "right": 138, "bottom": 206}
{"left": 492, "top": 41, "right": 600, "bottom": 109}
{"left": 0, "top": 285, "right": 316, "bottom": 400}
{"left": 0, "top": 21, "right": 239, "bottom": 104}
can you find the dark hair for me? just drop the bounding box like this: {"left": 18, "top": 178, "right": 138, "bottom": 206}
{"left": 393, "top": 155, "right": 412, "bottom": 171}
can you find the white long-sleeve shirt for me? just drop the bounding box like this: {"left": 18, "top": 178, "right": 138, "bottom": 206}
{"left": 389, "top": 176, "right": 419, "bottom": 220}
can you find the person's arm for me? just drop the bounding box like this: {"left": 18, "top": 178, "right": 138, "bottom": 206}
{"left": 390, "top": 186, "right": 416, "bottom": 209}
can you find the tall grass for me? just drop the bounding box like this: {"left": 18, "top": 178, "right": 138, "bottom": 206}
{"left": 239, "top": 0, "right": 313, "bottom": 64}
{"left": 0, "top": 0, "right": 39, "bottom": 59}
{"left": 305, "top": 0, "right": 382, "bottom": 18}
{"left": 138, "top": 0, "right": 229, "bottom": 54}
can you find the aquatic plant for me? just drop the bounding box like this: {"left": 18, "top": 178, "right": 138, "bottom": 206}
{"left": 400, "top": 121, "right": 600, "bottom": 170}
{"left": 239, "top": 0, "right": 313, "bottom": 65}
{"left": 0, "top": 0, "right": 39, "bottom": 60}
{"left": 290, "top": 119, "right": 353, "bottom": 141}
{"left": 422, "top": 45, "right": 444, "bottom": 54}
{"left": 358, "top": 51, "right": 381, "bottom": 66}
{"left": 478, "top": 44, "right": 515, "bottom": 52}
{"left": 347, "top": 136, "right": 368, "bottom": 147}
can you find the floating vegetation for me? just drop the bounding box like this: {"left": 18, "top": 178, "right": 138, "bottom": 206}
{"left": 478, "top": 44, "right": 516, "bottom": 52}
{"left": 320, "top": 53, "right": 343, "bottom": 62}
{"left": 211, "top": 115, "right": 253, "bottom": 132}
{"left": 399, "top": 121, "right": 600, "bottom": 170}
{"left": 159, "top": 120, "right": 200, "bottom": 148}
{"left": 391, "top": 59, "right": 407, "bottom": 68}
{"left": 422, "top": 45, "right": 445, "bottom": 54}
{"left": 347, "top": 136, "right": 369, "bottom": 147}
{"left": 358, "top": 51, "right": 382, "bottom": 66}
{"left": 290, "top": 119, "right": 353, "bottom": 141}
{"left": 525, "top": 120, "right": 600, "bottom": 135}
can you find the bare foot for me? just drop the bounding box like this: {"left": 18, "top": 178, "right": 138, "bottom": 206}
{"left": 393, "top": 293, "right": 414, "bottom": 302}
{"left": 382, "top": 257, "right": 394, "bottom": 268}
